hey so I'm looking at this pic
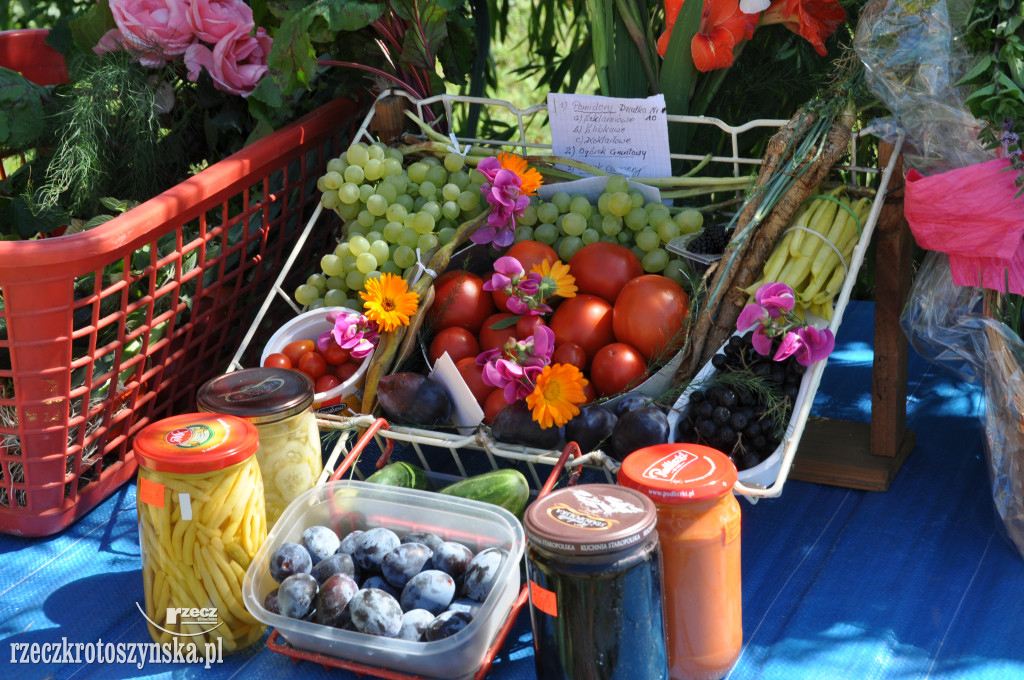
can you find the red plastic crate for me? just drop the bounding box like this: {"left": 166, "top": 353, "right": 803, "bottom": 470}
{"left": 0, "top": 49, "right": 361, "bottom": 534}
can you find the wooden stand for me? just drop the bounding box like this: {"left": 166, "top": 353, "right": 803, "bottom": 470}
{"left": 790, "top": 142, "right": 917, "bottom": 491}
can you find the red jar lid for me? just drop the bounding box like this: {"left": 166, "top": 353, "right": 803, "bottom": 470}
{"left": 617, "top": 443, "right": 737, "bottom": 503}
{"left": 134, "top": 413, "right": 260, "bottom": 475}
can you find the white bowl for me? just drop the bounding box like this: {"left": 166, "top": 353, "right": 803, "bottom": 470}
{"left": 261, "top": 307, "right": 374, "bottom": 412}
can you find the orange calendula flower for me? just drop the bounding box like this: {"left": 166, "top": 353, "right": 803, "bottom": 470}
{"left": 496, "top": 151, "right": 543, "bottom": 196}
{"left": 360, "top": 273, "right": 420, "bottom": 333}
{"left": 532, "top": 259, "right": 578, "bottom": 299}
{"left": 526, "top": 363, "right": 589, "bottom": 429}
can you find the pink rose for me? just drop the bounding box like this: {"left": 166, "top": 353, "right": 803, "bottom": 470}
{"left": 186, "top": 0, "right": 255, "bottom": 44}
{"left": 108, "top": 0, "right": 196, "bottom": 67}
{"left": 185, "top": 26, "right": 272, "bottom": 97}
{"left": 93, "top": 28, "right": 125, "bottom": 57}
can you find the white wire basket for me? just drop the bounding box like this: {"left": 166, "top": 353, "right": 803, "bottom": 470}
{"left": 230, "top": 90, "right": 905, "bottom": 500}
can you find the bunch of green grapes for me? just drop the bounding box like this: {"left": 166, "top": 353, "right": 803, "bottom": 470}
{"left": 294, "top": 142, "right": 487, "bottom": 310}
{"left": 510, "top": 175, "right": 705, "bottom": 285}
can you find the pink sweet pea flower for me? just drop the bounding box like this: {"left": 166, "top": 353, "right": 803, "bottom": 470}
{"left": 317, "top": 310, "right": 379, "bottom": 359}
{"left": 476, "top": 326, "right": 555, "bottom": 402}
{"left": 107, "top": 0, "right": 196, "bottom": 67}
{"left": 481, "top": 256, "right": 525, "bottom": 293}
{"left": 774, "top": 326, "right": 835, "bottom": 366}
{"left": 754, "top": 282, "right": 796, "bottom": 317}
{"left": 185, "top": 26, "right": 272, "bottom": 96}
{"left": 472, "top": 168, "right": 530, "bottom": 248}
{"left": 186, "top": 0, "right": 255, "bottom": 44}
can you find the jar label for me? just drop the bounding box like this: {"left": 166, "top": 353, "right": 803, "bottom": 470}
{"left": 640, "top": 448, "right": 699, "bottom": 483}
{"left": 547, "top": 503, "right": 617, "bottom": 531}
{"left": 138, "top": 477, "right": 165, "bottom": 508}
{"left": 223, "top": 376, "right": 286, "bottom": 402}
{"left": 164, "top": 424, "right": 216, "bottom": 449}
{"left": 529, "top": 579, "right": 558, "bottom": 617}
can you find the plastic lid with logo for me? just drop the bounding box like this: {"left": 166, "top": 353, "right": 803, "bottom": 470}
{"left": 134, "top": 413, "right": 260, "bottom": 474}
{"left": 196, "top": 367, "right": 314, "bottom": 424}
{"left": 523, "top": 483, "right": 658, "bottom": 556}
{"left": 617, "top": 443, "right": 737, "bottom": 504}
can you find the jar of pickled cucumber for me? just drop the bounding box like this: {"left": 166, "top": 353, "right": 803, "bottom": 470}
{"left": 134, "top": 413, "right": 267, "bottom": 654}
{"left": 197, "top": 367, "right": 322, "bottom": 527}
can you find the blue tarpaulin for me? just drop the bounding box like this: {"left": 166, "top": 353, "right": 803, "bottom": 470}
{"left": 2, "top": 300, "right": 1021, "bottom": 680}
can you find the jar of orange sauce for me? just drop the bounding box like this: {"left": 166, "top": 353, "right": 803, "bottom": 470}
{"left": 617, "top": 444, "right": 742, "bottom": 680}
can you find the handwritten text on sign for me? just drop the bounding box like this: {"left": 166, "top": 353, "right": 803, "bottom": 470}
{"left": 547, "top": 93, "right": 672, "bottom": 178}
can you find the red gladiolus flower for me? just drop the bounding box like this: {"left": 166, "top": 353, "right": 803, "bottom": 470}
{"left": 761, "top": 0, "right": 846, "bottom": 56}
{"left": 658, "top": 0, "right": 760, "bottom": 72}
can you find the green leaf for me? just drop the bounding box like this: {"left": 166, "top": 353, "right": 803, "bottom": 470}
{"left": 265, "top": 10, "right": 319, "bottom": 93}
{"left": 956, "top": 55, "right": 994, "bottom": 87}
{"left": 488, "top": 314, "right": 522, "bottom": 330}
{"left": 0, "top": 67, "right": 51, "bottom": 151}
{"left": 396, "top": 0, "right": 449, "bottom": 71}
{"left": 322, "top": 0, "right": 387, "bottom": 32}
{"left": 659, "top": 0, "right": 701, "bottom": 157}
{"left": 66, "top": 2, "right": 116, "bottom": 56}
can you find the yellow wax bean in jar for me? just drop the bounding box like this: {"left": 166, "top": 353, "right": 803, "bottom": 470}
{"left": 134, "top": 413, "right": 267, "bottom": 654}
{"left": 197, "top": 368, "right": 322, "bottom": 528}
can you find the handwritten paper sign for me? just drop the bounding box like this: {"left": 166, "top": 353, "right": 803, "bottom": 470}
{"left": 547, "top": 93, "right": 672, "bottom": 178}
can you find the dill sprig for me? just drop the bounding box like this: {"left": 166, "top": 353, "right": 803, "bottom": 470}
{"left": 705, "top": 369, "right": 791, "bottom": 439}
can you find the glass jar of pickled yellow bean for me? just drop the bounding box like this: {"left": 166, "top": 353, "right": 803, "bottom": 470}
{"left": 197, "top": 367, "right": 322, "bottom": 527}
{"left": 134, "top": 413, "right": 267, "bottom": 654}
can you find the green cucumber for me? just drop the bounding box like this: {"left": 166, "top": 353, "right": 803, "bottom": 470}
{"left": 438, "top": 469, "right": 531, "bottom": 518}
{"left": 365, "top": 462, "right": 429, "bottom": 490}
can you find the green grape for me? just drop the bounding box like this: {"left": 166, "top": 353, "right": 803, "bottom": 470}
{"left": 355, "top": 252, "right": 378, "bottom": 274}
{"left": 647, "top": 204, "right": 671, "bottom": 224}
{"left": 468, "top": 168, "right": 487, "bottom": 184}
{"left": 608, "top": 192, "right": 632, "bottom": 217}
{"left": 375, "top": 182, "right": 398, "bottom": 204}
{"left": 408, "top": 162, "right": 429, "bottom": 184}
{"left": 307, "top": 273, "right": 328, "bottom": 294}
{"left": 307, "top": 298, "right": 326, "bottom": 310}
{"left": 338, "top": 183, "right": 360, "bottom": 204}
{"left": 441, "top": 183, "right": 461, "bottom": 202}
{"left": 336, "top": 201, "right": 360, "bottom": 221}
{"left": 557, "top": 235, "right": 584, "bottom": 261}
{"left": 444, "top": 152, "right": 465, "bottom": 172}
{"left": 342, "top": 298, "right": 364, "bottom": 312}
{"left": 368, "top": 143, "right": 386, "bottom": 160}
{"left": 581, "top": 228, "right": 600, "bottom": 245}
{"left": 412, "top": 195, "right": 427, "bottom": 211}
{"left": 642, "top": 248, "right": 669, "bottom": 273}
{"left": 385, "top": 147, "right": 403, "bottom": 161}
{"left": 597, "top": 192, "right": 612, "bottom": 216}
{"left": 393, "top": 245, "right": 416, "bottom": 269}
{"left": 617, "top": 231, "right": 632, "bottom": 244}
{"left": 322, "top": 171, "right": 343, "bottom": 190}
{"left": 442, "top": 201, "right": 461, "bottom": 220}
{"left": 629, "top": 191, "right": 644, "bottom": 208}
{"left": 636, "top": 228, "right": 660, "bottom": 252}
{"left": 346, "top": 143, "right": 369, "bottom": 166}
{"left": 417, "top": 233, "right": 439, "bottom": 252}
{"left": 364, "top": 158, "right": 384, "bottom": 182}
{"left": 358, "top": 183, "right": 375, "bottom": 203}
{"left": 420, "top": 200, "right": 441, "bottom": 219}
{"left": 385, "top": 203, "right": 408, "bottom": 224}
{"left": 343, "top": 164, "right": 365, "bottom": 185}
{"left": 324, "top": 289, "right": 348, "bottom": 307}
{"left": 320, "top": 254, "right": 344, "bottom": 277}
{"left": 418, "top": 180, "right": 438, "bottom": 198}
{"left": 665, "top": 258, "right": 688, "bottom": 284}
{"left": 601, "top": 215, "right": 623, "bottom": 236}
{"left": 412, "top": 211, "right": 435, "bottom": 234}
{"left": 321, "top": 191, "right": 341, "bottom": 210}
{"left": 357, "top": 210, "right": 375, "bottom": 228}
{"left": 534, "top": 222, "right": 559, "bottom": 245}
{"left": 345, "top": 270, "right": 365, "bottom": 291}
{"left": 631, "top": 245, "right": 646, "bottom": 261}
{"left": 438, "top": 226, "right": 457, "bottom": 244}
{"left": 395, "top": 193, "right": 415, "bottom": 212}
{"left": 562, "top": 212, "right": 587, "bottom": 237}
{"left": 294, "top": 284, "right": 319, "bottom": 306}
{"left": 450, "top": 170, "right": 470, "bottom": 190}
{"left": 382, "top": 221, "right": 404, "bottom": 243}
{"left": 600, "top": 234, "right": 618, "bottom": 243}
{"left": 382, "top": 157, "right": 403, "bottom": 177}
{"left": 425, "top": 165, "right": 448, "bottom": 187}
{"left": 657, "top": 220, "right": 680, "bottom": 243}
{"left": 675, "top": 208, "right": 704, "bottom": 234}
{"left": 537, "top": 202, "right": 560, "bottom": 224}
{"left": 341, "top": 254, "right": 357, "bottom": 271}
{"left": 551, "top": 191, "right": 572, "bottom": 213}
{"left": 367, "top": 227, "right": 385, "bottom": 241}
{"left": 588, "top": 214, "right": 604, "bottom": 233}
{"left": 317, "top": 176, "right": 329, "bottom": 193}
{"left": 398, "top": 228, "right": 420, "bottom": 248}
{"left": 519, "top": 203, "right": 538, "bottom": 227}
{"left": 385, "top": 173, "right": 409, "bottom": 194}
{"left": 457, "top": 190, "right": 480, "bottom": 212}
{"left": 347, "top": 223, "right": 367, "bottom": 238}
{"left": 381, "top": 261, "right": 402, "bottom": 276}
{"left": 569, "top": 195, "right": 593, "bottom": 219}
{"left": 369, "top": 239, "right": 390, "bottom": 263}
{"left": 625, "top": 207, "right": 649, "bottom": 231}
{"left": 366, "top": 194, "right": 388, "bottom": 217}
{"left": 364, "top": 270, "right": 383, "bottom": 285}
{"left": 326, "top": 275, "right": 348, "bottom": 291}
{"left": 605, "top": 175, "right": 630, "bottom": 195}
{"left": 332, "top": 240, "right": 348, "bottom": 258}
{"left": 514, "top": 225, "right": 535, "bottom": 243}
{"left": 349, "top": 235, "right": 370, "bottom": 255}
{"left": 326, "top": 157, "right": 347, "bottom": 174}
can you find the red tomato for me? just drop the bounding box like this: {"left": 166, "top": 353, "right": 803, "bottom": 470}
{"left": 493, "top": 241, "right": 559, "bottom": 312}
{"left": 478, "top": 313, "right": 519, "bottom": 352}
{"left": 456, "top": 357, "right": 491, "bottom": 406}
{"left": 590, "top": 342, "right": 648, "bottom": 396}
{"left": 515, "top": 314, "right": 546, "bottom": 339}
{"left": 552, "top": 342, "right": 587, "bottom": 371}
{"left": 263, "top": 352, "right": 292, "bottom": 370}
{"left": 483, "top": 388, "right": 510, "bottom": 424}
{"left": 548, "top": 294, "right": 615, "bottom": 365}
{"left": 321, "top": 339, "right": 351, "bottom": 366}
{"left": 315, "top": 374, "right": 342, "bottom": 394}
{"left": 613, "top": 275, "right": 690, "bottom": 361}
{"left": 297, "top": 351, "right": 327, "bottom": 380}
{"left": 568, "top": 242, "right": 644, "bottom": 303}
{"left": 429, "top": 270, "right": 495, "bottom": 334}
{"left": 282, "top": 339, "right": 316, "bottom": 365}
{"left": 429, "top": 327, "right": 481, "bottom": 365}
{"left": 334, "top": 360, "right": 361, "bottom": 382}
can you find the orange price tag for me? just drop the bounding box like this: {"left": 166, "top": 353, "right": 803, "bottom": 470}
{"left": 529, "top": 579, "right": 558, "bottom": 617}
{"left": 723, "top": 514, "right": 741, "bottom": 545}
{"left": 139, "top": 477, "right": 165, "bottom": 508}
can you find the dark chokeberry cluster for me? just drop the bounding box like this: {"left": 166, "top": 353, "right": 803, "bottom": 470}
{"left": 675, "top": 332, "right": 806, "bottom": 471}
{"left": 687, "top": 221, "right": 733, "bottom": 255}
